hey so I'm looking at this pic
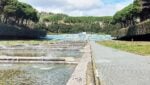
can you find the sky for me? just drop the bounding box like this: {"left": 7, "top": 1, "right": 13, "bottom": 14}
{"left": 18, "top": 0, "right": 133, "bottom": 16}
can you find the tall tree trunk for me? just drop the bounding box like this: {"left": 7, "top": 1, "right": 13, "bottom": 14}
{"left": 129, "top": 19, "right": 132, "bottom": 26}
{"left": 16, "top": 19, "right": 19, "bottom": 24}
{"left": 120, "top": 23, "right": 123, "bottom": 28}
{"left": 3, "top": 16, "right": 6, "bottom": 23}
{"left": 25, "top": 19, "right": 28, "bottom": 26}
{"left": 15, "top": 16, "right": 19, "bottom": 24}
{"left": 21, "top": 18, "right": 24, "bottom": 25}
{"left": 4, "top": 16, "right": 8, "bottom": 24}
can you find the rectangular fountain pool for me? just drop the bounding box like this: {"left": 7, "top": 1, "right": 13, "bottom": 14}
{"left": 0, "top": 41, "right": 87, "bottom": 85}
{"left": 0, "top": 64, "right": 76, "bottom": 85}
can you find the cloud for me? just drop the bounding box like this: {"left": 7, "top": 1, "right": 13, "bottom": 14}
{"left": 18, "top": 0, "right": 133, "bottom": 16}
{"left": 66, "top": 0, "right": 102, "bottom": 10}
{"left": 114, "top": 0, "right": 133, "bottom": 11}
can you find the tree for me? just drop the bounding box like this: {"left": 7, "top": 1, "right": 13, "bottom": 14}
{"left": 3, "top": 5, "right": 17, "bottom": 23}
{"left": 15, "top": 2, "right": 39, "bottom": 25}
{"left": 30, "top": 9, "right": 39, "bottom": 23}
{"left": 91, "top": 23, "right": 101, "bottom": 33}
{"left": 0, "top": 0, "right": 17, "bottom": 13}
{"left": 0, "top": 0, "right": 39, "bottom": 25}
{"left": 112, "top": 2, "right": 142, "bottom": 28}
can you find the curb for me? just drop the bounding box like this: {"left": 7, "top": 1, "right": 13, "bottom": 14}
{"left": 90, "top": 43, "right": 101, "bottom": 85}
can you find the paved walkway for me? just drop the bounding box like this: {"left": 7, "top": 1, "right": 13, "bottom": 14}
{"left": 90, "top": 41, "right": 150, "bottom": 85}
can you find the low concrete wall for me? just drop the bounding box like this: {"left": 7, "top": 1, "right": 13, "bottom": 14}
{"left": 66, "top": 44, "right": 91, "bottom": 85}
{"left": 0, "top": 56, "right": 78, "bottom": 64}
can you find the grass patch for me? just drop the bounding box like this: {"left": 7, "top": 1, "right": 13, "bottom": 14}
{"left": 97, "top": 40, "right": 150, "bottom": 56}
{"left": 0, "top": 40, "right": 57, "bottom": 46}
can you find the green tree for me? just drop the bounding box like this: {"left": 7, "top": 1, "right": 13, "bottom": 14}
{"left": 112, "top": 2, "right": 142, "bottom": 28}
{"left": 3, "top": 5, "right": 17, "bottom": 23}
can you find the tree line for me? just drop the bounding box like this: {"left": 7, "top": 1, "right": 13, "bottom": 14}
{"left": 39, "top": 13, "right": 113, "bottom": 34}
{"left": 0, "top": 0, "right": 117, "bottom": 34}
{"left": 42, "top": 14, "right": 112, "bottom": 24}
{"left": 63, "top": 16, "right": 112, "bottom": 24}
{"left": 0, "top": 0, "right": 47, "bottom": 39}
{"left": 0, "top": 0, "right": 39, "bottom": 26}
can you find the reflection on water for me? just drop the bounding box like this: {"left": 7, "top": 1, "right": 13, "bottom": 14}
{"left": 0, "top": 64, "right": 76, "bottom": 85}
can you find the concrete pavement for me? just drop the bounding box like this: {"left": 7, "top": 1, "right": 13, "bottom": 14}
{"left": 90, "top": 41, "right": 150, "bottom": 85}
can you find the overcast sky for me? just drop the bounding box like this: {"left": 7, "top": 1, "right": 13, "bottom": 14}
{"left": 18, "top": 0, "right": 133, "bottom": 16}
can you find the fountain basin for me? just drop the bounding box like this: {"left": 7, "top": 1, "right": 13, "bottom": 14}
{"left": 0, "top": 64, "right": 76, "bottom": 85}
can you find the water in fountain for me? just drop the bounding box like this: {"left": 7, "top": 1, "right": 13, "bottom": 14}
{"left": 0, "top": 41, "right": 87, "bottom": 85}
{"left": 0, "top": 64, "right": 76, "bottom": 85}
{"left": 46, "top": 33, "right": 113, "bottom": 41}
